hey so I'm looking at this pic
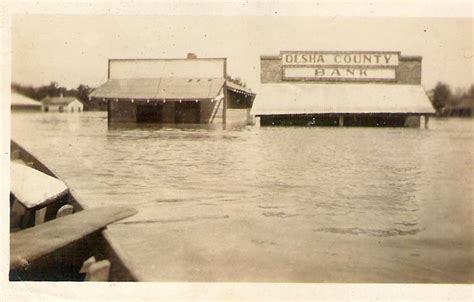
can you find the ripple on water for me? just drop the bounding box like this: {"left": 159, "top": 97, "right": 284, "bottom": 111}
{"left": 313, "top": 227, "right": 422, "bottom": 237}
{"left": 262, "top": 211, "right": 299, "bottom": 218}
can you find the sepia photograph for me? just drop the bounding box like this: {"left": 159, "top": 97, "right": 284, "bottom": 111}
{"left": 1, "top": 1, "right": 473, "bottom": 301}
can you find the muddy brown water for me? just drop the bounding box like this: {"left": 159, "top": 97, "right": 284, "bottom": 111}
{"left": 11, "top": 112, "right": 473, "bottom": 282}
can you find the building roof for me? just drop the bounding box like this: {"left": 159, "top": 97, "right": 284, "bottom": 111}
{"left": 226, "top": 81, "right": 255, "bottom": 96}
{"left": 251, "top": 83, "right": 435, "bottom": 115}
{"left": 42, "top": 96, "right": 81, "bottom": 106}
{"left": 11, "top": 91, "right": 42, "bottom": 107}
{"left": 90, "top": 78, "right": 227, "bottom": 100}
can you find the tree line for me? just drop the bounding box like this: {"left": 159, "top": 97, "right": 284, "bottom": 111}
{"left": 11, "top": 76, "right": 250, "bottom": 107}
{"left": 11, "top": 81, "right": 473, "bottom": 116}
{"left": 431, "top": 82, "right": 474, "bottom": 115}
{"left": 11, "top": 82, "right": 93, "bottom": 105}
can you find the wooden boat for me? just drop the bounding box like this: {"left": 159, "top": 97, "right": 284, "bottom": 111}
{"left": 9, "top": 140, "right": 137, "bottom": 281}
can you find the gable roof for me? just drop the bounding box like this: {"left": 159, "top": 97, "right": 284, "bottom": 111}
{"left": 11, "top": 91, "right": 42, "bottom": 107}
{"left": 42, "top": 96, "right": 81, "bottom": 105}
{"left": 251, "top": 83, "right": 435, "bottom": 115}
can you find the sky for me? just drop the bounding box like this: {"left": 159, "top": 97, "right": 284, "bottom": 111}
{"left": 11, "top": 15, "right": 473, "bottom": 92}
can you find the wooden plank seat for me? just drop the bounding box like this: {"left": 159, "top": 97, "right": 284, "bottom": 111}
{"left": 10, "top": 161, "right": 70, "bottom": 228}
{"left": 10, "top": 161, "right": 69, "bottom": 210}
{"left": 10, "top": 206, "right": 137, "bottom": 271}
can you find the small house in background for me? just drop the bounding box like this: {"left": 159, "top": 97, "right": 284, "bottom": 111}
{"left": 11, "top": 91, "right": 42, "bottom": 111}
{"left": 41, "top": 94, "right": 84, "bottom": 113}
{"left": 89, "top": 54, "right": 256, "bottom": 127}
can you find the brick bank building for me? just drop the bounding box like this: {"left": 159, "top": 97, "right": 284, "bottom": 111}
{"left": 252, "top": 51, "right": 435, "bottom": 127}
{"left": 90, "top": 55, "right": 255, "bottom": 127}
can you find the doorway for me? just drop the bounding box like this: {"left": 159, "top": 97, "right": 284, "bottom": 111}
{"left": 137, "top": 104, "right": 163, "bottom": 123}
{"left": 175, "top": 102, "right": 200, "bottom": 123}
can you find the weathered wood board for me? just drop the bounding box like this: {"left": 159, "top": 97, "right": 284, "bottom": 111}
{"left": 10, "top": 206, "right": 137, "bottom": 270}
{"left": 10, "top": 161, "right": 69, "bottom": 209}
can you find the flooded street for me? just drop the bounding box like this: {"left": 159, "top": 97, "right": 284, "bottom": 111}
{"left": 11, "top": 112, "right": 473, "bottom": 282}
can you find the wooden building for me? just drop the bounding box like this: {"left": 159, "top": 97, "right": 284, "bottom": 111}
{"left": 90, "top": 56, "right": 255, "bottom": 127}
{"left": 42, "top": 95, "right": 84, "bottom": 113}
{"left": 252, "top": 51, "right": 435, "bottom": 127}
{"left": 11, "top": 91, "right": 42, "bottom": 111}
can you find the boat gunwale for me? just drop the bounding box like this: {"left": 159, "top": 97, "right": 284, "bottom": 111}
{"left": 9, "top": 139, "right": 138, "bottom": 281}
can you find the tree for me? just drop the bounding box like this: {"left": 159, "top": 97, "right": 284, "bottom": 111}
{"left": 432, "top": 82, "right": 452, "bottom": 112}
{"left": 11, "top": 82, "right": 93, "bottom": 104}
{"left": 76, "top": 84, "right": 93, "bottom": 103}
{"left": 467, "top": 84, "right": 474, "bottom": 98}
{"left": 33, "top": 82, "right": 61, "bottom": 101}
{"left": 226, "top": 75, "right": 247, "bottom": 88}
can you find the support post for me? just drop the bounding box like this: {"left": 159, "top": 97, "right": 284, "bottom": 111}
{"left": 107, "top": 99, "right": 111, "bottom": 126}
{"left": 223, "top": 58, "right": 228, "bottom": 129}
{"left": 424, "top": 115, "right": 429, "bottom": 129}
{"left": 107, "top": 59, "right": 111, "bottom": 80}
{"left": 34, "top": 208, "right": 47, "bottom": 226}
{"left": 246, "top": 108, "right": 254, "bottom": 125}
{"left": 338, "top": 116, "right": 344, "bottom": 127}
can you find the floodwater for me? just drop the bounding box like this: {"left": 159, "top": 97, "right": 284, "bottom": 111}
{"left": 11, "top": 112, "right": 473, "bottom": 282}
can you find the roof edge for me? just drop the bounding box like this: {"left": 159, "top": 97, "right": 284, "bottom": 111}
{"left": 400, "top": 56, "right": 422, "bottom": 61}
{"left": 108, "top": 58, "right": 227, "bottom": 62}
{"left": 260, "top": 55, "right": 280, "bottom": 60}
{"left": 253, "top": 112, "right": 436, "bottom": 116}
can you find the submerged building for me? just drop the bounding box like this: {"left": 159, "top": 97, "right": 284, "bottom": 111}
{"left": 90, "top": 55, "right": 255, "bottom": 127}
{"left": 252, "top": 51, "right": 435, "bottom": 127}
{"left": 42, "top": 95, "right": 84, "bottom": 113}
{"left": 11, "top": 91, "right": 42, "bottom": 111}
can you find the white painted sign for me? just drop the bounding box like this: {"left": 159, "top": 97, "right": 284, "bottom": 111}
{"left": 281, "top": 52, "right": 399, "bottom": 67}
{"left": 109, "top": 59, "right": 226, "bottom": 79}
{"left": 283, "top": 67, "right": 396, "bottom": 81}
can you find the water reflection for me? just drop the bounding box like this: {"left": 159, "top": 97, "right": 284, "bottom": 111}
{"left": 107, "top": 121, "right": 220, "bottom": 132}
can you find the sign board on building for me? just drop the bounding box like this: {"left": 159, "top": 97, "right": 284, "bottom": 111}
{"left": 281, "top": 51, "right": 399, "bottom": 82}
{"left": 109, "top": 58, "right": 226, "bottom": 79}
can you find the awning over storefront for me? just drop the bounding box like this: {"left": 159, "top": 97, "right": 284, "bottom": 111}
{"left": 226, "top": 81, "right": 256, "bottom": 97}
{"left": 90, "top": 78, "right": 226, "bottom": 100}
{"left": 251, "top": 83, "right": 435, "bottom": 115}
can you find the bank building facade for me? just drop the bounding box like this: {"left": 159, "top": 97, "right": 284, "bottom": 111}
{"left": 251, "top": 51, "right": 435, "bottom": 127}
